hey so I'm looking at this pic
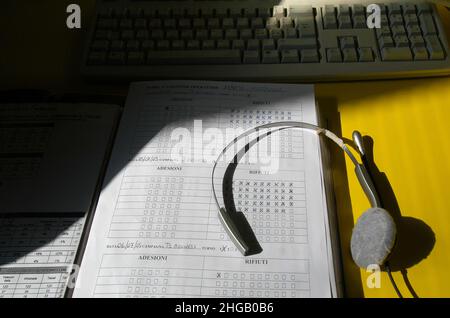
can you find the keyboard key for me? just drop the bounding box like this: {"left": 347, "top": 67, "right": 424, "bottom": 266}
{"left": 211, "top": 29, "right": 224, "bottom": 40}
{"left": 180, "top": 30, "right": 194, "bottom": 40}
{"left": 324, "top": 5, "right": 336, "bottom": 17}
{"left": 273, "top": 6, "right": 285, "bottom": 18}
{"left": 269, "top": 29, "right": 283, "bottom": 40}
{"left": 288, "top": 5, "right": 313, "bottom": 17}
{"left": 407, "top": 25, "right": 422, "bottom": 37}
{"left": 171, "top": 40, "right": 185, "bottom": 50}
{"left": 91, "top": 40, "right": 109, "bottom": 51}
{"left": 202, "top": 8, "right": 214, "bottom": 18}
{"left": 376, "top": 26, "right": 391, "bottom": 38}
{"left": 186, "top": 8, "right": 200, "bottom": 18}
{"left": 251, "top": 18, "right": 264, "bottom": 29}
{"left": 266, "top": 17, "right": 279, "bottom": 29}
{"left": 278, "top": 38, "right": 317, "bottom": 50}
{"left": 262, "top": 50, "right": 280, "bottom": 63}
{"left": 402, "top": 4, "right": 416, "bottom": 15}
{"left": 343, "top": 48, "right": 358, "bottom": 62}
{"left": 172, "top": 8, "right": 184, "bottom": 18}
{"left": 158, "top": 8, "right": 171, "bottom": 19}
{"left": 127, "top": 51, "right": 145, "bottom": 64}
{"left": 156, "top": 40, "right": 170, "bottom": 50}
{"left": 339, "top": 15, "right": 352, "bottom": 29}
{"left": 126, "top": 40, "right": 140, "bottom": 51}
{"left": 110, "top": 40, "right": 125, "bottom": 51}
{"left": 236, "top": 18, "right": 249, "bottom": 28}
{"left": 217, "top": 40, "right": 230, "bottom": 49}
{"left": 254, "top": 29, "right": 268, "bottom": 39}
{"left": 404, "top": 14, "right": 419, "bottom": 26}
{"left": 108, "top": 52, "right": 126, "bottom": 64}
{"left": 300, "top": 49, "right": 319, "bottom": 62}
{"left": 94, "top": 30, "right": 112, "bottom": 40}
{"left": 119, "top": 19, "right": 133, "bottom": 29}
{"left": 230, "top": 8, "right": 243, "bottom": 18}
{"left": 134, "top": 18, "right": 147, "bottom": 29}
{"left": 358, "top": 48, "right": 374, "bottom": 62}
{"left": 148, "top": 19, "right": 162, "bottom": 28}
{"left": 225, "top": 29, "right": 239, "bottom": 40}
{"left": 281, "top": 50, "right": 300, "bottom": 63}
{"left": 196, "top": 29, "right": 209, "bottom": 40}
{"left": 193, "top": 18, "right": 206, "bottom": 28}
{"left": 419, "top": 13, "right": 437, "bottom": 36}
{"left": 88, "top": 52, "right": 107, "bottom": 65}
{"left": 244, "top": 8, "right": 257, "bottom": 18}
{"left": 142, "top": 40, "right": 155, "bottom": 51}
{"left": 410, "top": 35, "right": 425, "bottom": 48}
{"left": 413, "top": 47, "right": 428, "bottom": 60}
{"left": 166, "top": 30, "right": 179, "bottom": 40}
{"left": 338, "top": 5, "right": 351, "bottom": 18}
{"left": 147, "top": 50, "right": 242, "bottom": 64}
{"left": 381, "top": 47, "right": 412, "bottom": 61}
{"left": 121, "top": 30, "right": 135, "bottom": 40}
{"left": 223, "top": 18, "right": 235, "bottom": 29}
{"left": 232, "top": 40, "right": 245, "bottom": 50}
{"left": 323, "top": 15, "right": 338, "bottom": 29}
{"left": 340, "top": 37, "right": 355, "bottom": 49}
{"left": 425, "top": 35, "right": 444, "bottom": 59}
{"left": 243, "top": 50, "right": 260, "bottom": 64}
{"left": 388, "top": 4, "right": 401, "bottom": 16}
{"left": 136, "top": 30, "right": 150, "bottom": 40}
{"left": 353, "top": 15, "right": 366, "bottom": 28}
{"left": 178, "top": 18, "right": 191, "bottom": 29}
{"left": 284, "top": 28, "right": 297, "bottom": 39}
{"left": 262, "top": 39, "right": 275, "bottom": 50}
{"left": 144, "top": 8, "right": 156, "bottom": 18}
{"left": 280, "top": 17, "right": 294, "bottom": 28}
{"left": 247, "top": 39, "right": 260, "bottom": 50}
{"left": 379, "top": 36, "right": 394, "bottom": 48}
{"left": 151, "top": 29, "right": 164, "bottom": 40}
{"left": 327, "top": 48, "right": 342, "bottom": 62}
{"left": 352, "top": 4, "right": 365, "bottom": 17}
{"left": 258, "top": 7, "right": 271, "bottom": 19}
{"left": 186, "top": 40, "right": 200, "bottom": 49}
{"left": 417, "top": 3, "right": 432, "bottom": 15}
{"left": 98, "top": 7, "right": 114, "bottom": 18}
{"left": 390, "top": 14, "right": 403, "bottom": 26}
{"left": 296, "top": 18, "right": 316, "bottom": 37}
{"left": 240, "top": 29, "right": 252, "bottom": 40}
{"left": 391, "top": 25, "right": 406, "bottom": 37}
{"left": 394, "top": 35, "right": 409, "bottom": 47}
{"left": 202, "top": 40, "right": 215, "bottom": 49}
{"left": 98, "top": 18, "right": 118, "bottom": 29}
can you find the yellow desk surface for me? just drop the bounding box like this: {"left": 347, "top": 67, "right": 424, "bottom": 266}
{"left": 1, "top": 1, "right": 450, "bottom": 298}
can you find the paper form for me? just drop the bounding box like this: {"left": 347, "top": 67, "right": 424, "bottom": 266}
{"left": 0, "top": 215, "right": 85, "bottom": 298}
{"left": 0, "top": 103, "right": 119, "bottom": 213}
{"left": 74, "top": 81, "right": 337, "bottom": 298}
{"left": 0, "top": 102, "right": 119, "bottom": 297}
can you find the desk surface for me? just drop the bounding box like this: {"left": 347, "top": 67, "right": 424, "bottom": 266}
{"left": 1, "top": 1, "right": 450, "bottom": 297}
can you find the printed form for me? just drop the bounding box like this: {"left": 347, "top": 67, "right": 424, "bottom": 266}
{"left": 74, "top": 81, "right": 337, "bottom": 298}
{"left": 0, "top": 103, "right": 119, "bottom": 298}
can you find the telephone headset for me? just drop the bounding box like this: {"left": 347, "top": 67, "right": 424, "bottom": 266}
{"left": 212, "top": 121, "right": 403, "bottom": 297}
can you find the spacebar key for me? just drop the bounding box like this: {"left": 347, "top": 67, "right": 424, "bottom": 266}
{"left": 147, "top": 50, "right": 242, "bottom": 65}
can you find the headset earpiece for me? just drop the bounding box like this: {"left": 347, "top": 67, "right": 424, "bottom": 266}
{"left": 350, "top": 207, "right": 397, "bottom": 269}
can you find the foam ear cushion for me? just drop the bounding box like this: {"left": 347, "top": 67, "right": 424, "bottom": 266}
{"left": 350, "top": 208, "right": 397, "bottom": 269}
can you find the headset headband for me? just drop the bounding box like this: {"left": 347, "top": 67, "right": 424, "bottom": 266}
{"left": 211, "top": 121, "right": 381, "bottom": 256}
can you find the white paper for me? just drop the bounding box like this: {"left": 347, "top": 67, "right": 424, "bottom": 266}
{"left": 0, "top": 216, "right": 85, "bottom": 298}
{"left": 74, "top": 81, "right": 336, "bottom": 298}
{"left": 0, "top": 102, "right": 119, "bottom": 298}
